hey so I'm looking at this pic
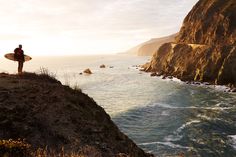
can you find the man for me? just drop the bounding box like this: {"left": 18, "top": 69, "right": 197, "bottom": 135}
{"left": 14, "top": 44, "right": 25, "bottom": 74}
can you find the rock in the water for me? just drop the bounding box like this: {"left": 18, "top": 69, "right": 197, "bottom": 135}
{"left": 150, "top": 72, "right": 157, "bottom": 77}
{"left": 162, "top": 75, "right": 167, "bottom": 79}
{"left": 83, "top": 68, "right": 92, "bottom": 74}
{"left": 143, "top": 0, "right": 236, "bottom": 87}
{"left": 100, "top": 64, "right": 106, "bottom": 68}
{"left": 231, "top": 88, "right": 236, "bottom": 92}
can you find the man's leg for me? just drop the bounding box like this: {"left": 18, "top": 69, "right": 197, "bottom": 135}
{"left": 18, "top": 61, "right": 23, "bottom": 74}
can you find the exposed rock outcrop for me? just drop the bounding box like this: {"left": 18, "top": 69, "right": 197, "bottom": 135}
{"left": 143, "top": 0, "right": 236, "bottom": 86}
{"left": 83, "top": 68, "right": 92, "bottom": 74}
{"left": 126, "top": 33, "right": 177, "bottom": 56}
{"left": 100, "top": 64, "right": 106, "bottom": 68}
{"left": 0, "top": 73, "right": 152, "bottom": 157}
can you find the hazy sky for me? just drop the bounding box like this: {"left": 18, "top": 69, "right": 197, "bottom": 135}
{"left": 0, "top": 0, "right": 198, "bottom": 56}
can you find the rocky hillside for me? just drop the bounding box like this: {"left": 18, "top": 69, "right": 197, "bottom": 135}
{"left": 143, "top": 0, "right": 236, "bottom": 86}
{"left": 0, "top": 73, "right": 152, "bottom": 157}
{"left": 126, "top": 33, "right": 177, "bottom": 56}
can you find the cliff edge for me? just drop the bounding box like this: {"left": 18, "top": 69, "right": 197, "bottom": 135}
{"left": 143, "top": 0, "right": 236, "bottom": 86}
{"left": 0, "top": 73, "right": 152, "bottom": 157}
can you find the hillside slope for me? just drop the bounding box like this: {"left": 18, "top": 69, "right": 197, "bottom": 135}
{"left": 126, "top": 33, "right": 177, "bottom": 56}
{"left": 0, "top": 73, "right": 152, "bottom": 157}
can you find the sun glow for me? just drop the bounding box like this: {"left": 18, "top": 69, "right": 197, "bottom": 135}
{"left": 0, "top": 0, "right": 198, "bottom": 56}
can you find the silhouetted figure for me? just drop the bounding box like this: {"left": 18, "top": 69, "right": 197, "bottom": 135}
{"left": 14, "top": 45, "right": 25, "bottom": 74}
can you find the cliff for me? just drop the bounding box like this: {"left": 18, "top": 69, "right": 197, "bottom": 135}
{"left": 0, "top": 73, "right": 152, "bottom": 157}
{"left": 143, "top": 0, "right": 236, "bottom": 86}
{"left": 126, "top": 33, "right": 177, "bottom": 56}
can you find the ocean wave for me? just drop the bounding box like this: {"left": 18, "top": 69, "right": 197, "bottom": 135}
{"left": 176, "top": 120, "right": 201, "bottom": 133}
{"left": 164, "top": 135, "right": 183, "bottom": 142}
{"left": 139, "top": 141, "right": 190, "bottom": 149}
{"left": 151, "top": 74, "right": 232, "bottom": 93}
{"left": 153, "top": 103, "right": 234, "bottom": 111}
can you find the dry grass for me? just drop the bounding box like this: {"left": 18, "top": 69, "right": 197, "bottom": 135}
{"left": 72, "top": 82, "right": 82, "bottom": 92}
{"left": 0, "top": 139, "right": 31, "bottom": 157}
{"left": 62, "top": 73, "right": 82, "bottom": 92}
{"left": 17, "top": 68, "right": 60, "bottom": 84}
{"left": 0, "top": 139, "right": 103, "bottom": 157}
{"left": 0, "top": 139, "right": 133, "bottom": 157}
{"left": 38, "top": 67, "right": 57, "bottom": 79}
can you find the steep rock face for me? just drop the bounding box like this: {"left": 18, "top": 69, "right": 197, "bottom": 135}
{"left": 143, "top": 0, "right": 236, "bottom": 86}
{"left": 0, "top": 73, "right": 152, "bottom": 157}
{"left": 176, "top": 0, "right": 236, "bottom": 45}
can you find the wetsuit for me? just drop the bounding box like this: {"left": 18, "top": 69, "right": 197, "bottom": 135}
{"left": 14, "top": 48, "right": 24, "bottom": 73}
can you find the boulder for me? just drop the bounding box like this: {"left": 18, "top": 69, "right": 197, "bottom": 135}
{"left": 231, "top": 88, "right": 236, "bottom": 92}
{"left": 100, "top": 64, "right": 106, "bottom": 68}
{"left": 83, "top": 68, "right": 92, "bottom": 74}
{"left": 150, "top": 72, "right": 157, "bottom": 77}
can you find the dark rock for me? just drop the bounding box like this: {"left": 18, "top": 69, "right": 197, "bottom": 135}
{"left": 162, "top": 75, "right": 167, "bottom": 79}
{"left": 231, "top": 88, "right": 236, "bottom": 92}
{"left": 194, "top": 82, "right": 201, "bottom": 85}
{"left": 150, "top": 72, "right": 157, "bottom": 77}
{"left": 100, "top": 64, "right": 106, "bottom": 68}
{"left": 83, "top": 68, "right": 92, "bottom": 74}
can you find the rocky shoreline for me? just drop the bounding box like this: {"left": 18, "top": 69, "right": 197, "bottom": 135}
{"left": 142, "top": 0, "right": 236, "bottom": 88}
{"left": 144, "top": 70, "right": 236, "bottom": 93}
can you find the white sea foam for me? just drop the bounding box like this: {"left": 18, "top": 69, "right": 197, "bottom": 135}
{"left": 228, "top": 135, "right": 236, "bottom": 150}
{"left": 164, "top": 135, "right": 183, "bottom": 142}
{"left": 139, "top": 141, "right": 190, "bottom": 149}
{"left": 152, "top": 74, "right": 232, "bottom": 93}
{"left": 196, "top": 114, "right": 212, "bottom": 121}
{"left": 154, "top": 103, "right": 234, "bottom": 111}
{"left": 161, "top": 110, "right": 169, "bottom": 116}
{"left": 176, "top": 120, "right": 201, "bottom": 133}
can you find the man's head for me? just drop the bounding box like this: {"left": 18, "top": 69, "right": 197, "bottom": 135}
{"left": 19, "top": 45, "right": 22, "bottom": 49}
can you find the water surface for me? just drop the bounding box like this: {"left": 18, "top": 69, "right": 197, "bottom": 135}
{"left": 1, "top": 55, "right": 235, "bottom": 156}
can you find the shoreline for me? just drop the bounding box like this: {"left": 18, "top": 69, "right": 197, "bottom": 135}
{"left": 138, "top": 68, "right": 236, "bottom": 93}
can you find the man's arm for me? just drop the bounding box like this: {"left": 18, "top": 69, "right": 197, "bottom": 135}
{"left": 14, "top": 48, "right": 18, "bottom": 54}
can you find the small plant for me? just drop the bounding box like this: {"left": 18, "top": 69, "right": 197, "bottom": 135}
{"left": 38, "top": 67, "right": 57, "bottom": 79}
{"left": 0, "top": 139, "right": 31, "bottom": 157}
{"left": 72, "top": 83, "right": 82, "bottom": 92}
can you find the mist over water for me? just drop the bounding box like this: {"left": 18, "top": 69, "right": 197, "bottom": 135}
{"left": 1, "top": 55, "right": 236, "bottom": 156}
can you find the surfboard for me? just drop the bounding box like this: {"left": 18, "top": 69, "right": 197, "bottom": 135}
{"left": 4, "top": 53, "right": 32, "bottom": 62}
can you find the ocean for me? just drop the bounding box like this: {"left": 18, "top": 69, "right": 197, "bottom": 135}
{"left": 1, "top": 54, "right": 236, "bottom": 157}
